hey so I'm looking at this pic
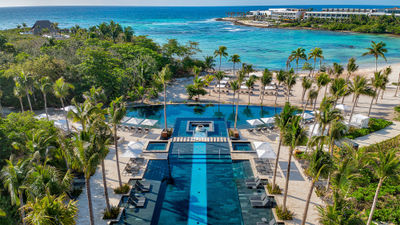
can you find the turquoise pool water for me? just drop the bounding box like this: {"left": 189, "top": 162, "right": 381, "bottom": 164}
{"left": 232, "top": 142, "right": 253, "bottom": 151}
{"left": 127, "top": 104, "right": 281, "bottom": 129}
{"left": 146, "top": 142, "right": 168, "bottom": 151}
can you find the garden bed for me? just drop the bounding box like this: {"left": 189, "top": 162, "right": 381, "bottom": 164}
{"left": 344, "top": 118, "right": 393, "bottom": 139}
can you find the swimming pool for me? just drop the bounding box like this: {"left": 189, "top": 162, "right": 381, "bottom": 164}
{"left": 232, "top": 142, "right": 254, "bottom": 151}
{"left": 146, "top": 142, "right": 168, "bottom": 151}
{"left": 126, "top": 104, "right": 282, "bottom": 129}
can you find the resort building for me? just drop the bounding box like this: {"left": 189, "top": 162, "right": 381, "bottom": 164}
{"left": 249, "top": 8, "right": 305, "bottom": 20}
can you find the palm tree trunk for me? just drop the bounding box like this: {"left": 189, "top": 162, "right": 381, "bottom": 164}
{"left": 232, "top": 91, "right": 235, "bottom": 106}
{"left": 43, "top": 92, "right": 49, "bottom": 120}
{"left": 101, "top": 159, "right": 111, "bottom": 212}
{"left": 114, "top": 126, "right": 122, "bottom": 188}
{"left": 260, "top": 87, "right": 265, "bottom": 106}
{"left": 301, "top": 180, "right": 315, "bottom": 225}
{"left": 19, "top": 192, "right": 26, "bottom": 225}
{"left": 218, "top": 81, "right": 221, "bottom": 103}
{"left": 272, "top": 135, "right": 283, "bottom": 189}
{"left": 19, "top": 97, "right": 24, "bottom": 112}
{"left": 234, "top": 91, "right": 240, "bottom": 130}
{"left": 381, "top": 89, "right": 385, "bottom": 99}
{"left": 163, "top": 84, "right": 168, "bottom": 130}
{"left": 368, "top": 91, "right": 376, "bottom": 117}
{"left": 25, "top": 89, "right": 32, "bottom": 111}
{"left": 248, "top": 92, "right": 251, "bottom": 105}
{"left": 395, "top": 73, "right": 400, "bottom": 97}
{"left": 349, "top": 95, "right": 359, "bottom": 124}
{"left": 324, "top": 85, "right": 328, "bottom": 97}
{"left": 313, "top": 59, "right": 316, "bottom": 76}
{"left": 233, "top": 63, "right": 235, "bottom": 77}
{"left": 60, "top": 98, "right": 70, "bottom": 132}
{"left": 283, "top": 148, "right": 294, "bottom": 210}
{"left": 375, "top": 58, "right": 378, "bottom": 72}
{"left": 287, "top": 86, "right": 290, "bottom": 102}
{"left": 86, "top": 176, "right": 95, "bottom": 225}
{"left": 274, "top": 87, "right": 279, "bottom": 108}
{"left": 219, "top": 56, "right": 222, "bottom": 71}
{"left": 366, "top": 178, "right": 383, "bottom": 225}
{"left": 301, "top": 88, "right": 306, "bottom": 103}
{"left": 375, "top": 89, "right": 380, "bottom": 104}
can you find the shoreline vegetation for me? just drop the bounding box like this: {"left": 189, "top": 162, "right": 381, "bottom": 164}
{"left": 216, "top": 16, "right": 400, "bottom": 36}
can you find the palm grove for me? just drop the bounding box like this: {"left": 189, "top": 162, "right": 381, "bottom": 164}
{"left": 0, "top": 20, "right": 399, "bottom": 225}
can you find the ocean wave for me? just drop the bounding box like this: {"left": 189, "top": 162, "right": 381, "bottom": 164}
{"left": 152, "top": 22, "right": 189, "bottom": 26}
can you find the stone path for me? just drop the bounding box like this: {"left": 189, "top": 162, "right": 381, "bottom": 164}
{"left": 354, "top": 121, "right": 400, "bottom": 147}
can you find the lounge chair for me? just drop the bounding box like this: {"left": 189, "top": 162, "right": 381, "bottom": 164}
{"left": 250, "top": 192, "right": 267, "bottom": 201}
{"left": 250, "top": 194, "right": 271, "bottom": 207}
{"left": 246, "top": 177, "right": 261, "bottom": 189}
{"left": 145, "top": 128, "right": 150, "bottom": 133}
{"left": 247, "top": 128, "right": 254, "bottom": 133}
{"left": 136, "top": 180, "right": 151, "bottom": 192}
{"left": 129, "top": 195, "right": 146, "bottom": 208}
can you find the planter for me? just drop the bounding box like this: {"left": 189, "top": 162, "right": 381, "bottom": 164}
{"left": 161, "top": 130, "right": 169, "bottom": 139}
{"left": 230, "top": 129, "right": 240, "bottom": 139}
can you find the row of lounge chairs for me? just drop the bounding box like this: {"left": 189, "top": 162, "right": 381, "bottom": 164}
{"left": 248, "top": 127, "right": 276, "bottom": 134}
{"left": 245, "top": 177, "right": 274, "bottom": 208}
{"left": 254, "top": 158, "right": 275, "bottom": 176}
{"left": 303, "top": 119, "right": 315, "bottom": 124}
{"left": 123, "top": 157, "right": 147, "bottom": 176}
{"left": 117, "top": 125, "right": 151, "bottom": 134}
{"left": 127, "top": 180, "right": 152, "bottom": 208}
{"left": 213, "top": 89, "right": 230, "bottom": 94}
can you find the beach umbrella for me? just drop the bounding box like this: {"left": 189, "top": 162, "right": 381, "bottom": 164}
{"left": 253, "top": 142, "right": 276, "bottom": 159}
{"left": 121, "top": 141, "right": 144, "bottom": 158}
{"left": 63, "top": 105, "right": 77, "bottom": 113}
{"left": 141, "top": 119, "right": 158, "bottom": 126}
{"left": 247, "top": 119, "right": 264, "bottom": 126}
{"left": 53, "top": 119, "right": 68, "bottom": 131}
{"left": 121, "top": 116, "right": 133, "bottom": 123}
{"left": 300, "top": 113, "right": 314, "bottom": 120}
{"left": 125, "top": 117, "right": 144, "bottom": 125}
{"left": 34, "top": 113, "right": 47, "bottom": 119}
{"left": 335, "top": 104, "right": 350, "bottom": 112}
{"left": 261, "top": 117, "right": 275, "bottom": 124}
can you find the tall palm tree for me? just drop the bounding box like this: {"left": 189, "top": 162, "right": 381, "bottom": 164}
{"left": 348, "top": 75, "right": 374, "bottom": 123}
{"left": 23, "top": 194, "right": 77, "bottom": 225}
{"left": 230, "top": 80, "right": 239, "bottom": 107}
{"left": 301, "top": 76, "right": 312, "bottom": 104}
{"left": 260, "top": 68, "right": 273, "bottom": 106}
{"left": 395, "top": 72, "right": 400, "bottom": 97}
{"left": 108, "top": 96, "right": 126, "bottom": 188}
{"left": 368, "top": 71, "right": 384, "bottom": 117}
{"left": 36, "top": 76, "right": 52, "bottom": 120}
{"left": 214, "top": 46, "right": 228, "bottom": 71}
{"left": 1, "top": 158, "right": 30, "bottom": 225}
{"left": 229, "top": 54, "right": 241, "bottom": 77}
{"left": 233, "top": 70, "right": 245, "bottom": 130}
{"left": 362, "top": 41, "right": 388, "bottom": 72}
{"left": 333, "top": 63, "right": 344, "bottom": 79}
{"left": 346, "top": 57, "right": 359, "bottom": 81}
{"left": 282, "top": 116, "right": 307, "bottom": 211}
{"left": 314, "top": 73, "right": 330, "bottom": 109}
{"left": 308, "top": 88, "right": 319, "bottom": 111}
{"left": 378, "top": 66, "right": 391, "bottom": 101}
{"left": 271, "top": 102, "right": 297, "bottom": 189}
{"left": 203, "top": 56, "right": 216, "bottom": 72}
{"left": 329, "top": 78, "right": 348, "bottom": 106}
{"left": 301, "top": 148, "right": 332, "bottom": 225}
{"left": 275, "top": 70, "right": 287, "bottom": 107}
{"left": 14, "top": 72, "right": 33, "bottom": 111}
{"left": 308, "top": 47, "right": 324, "bottom": 75}
{"left": 366, "top": 147, "right": 400, "bottom": 225}
{"left": 159, "top": 65, "right": 172, "bottom": 131}
{"left": 214, "top": 71, "right": 225, "bottom": 104}
{"left": 245, "top": 75, "right": 257, "bottom": 105}
{"left": 289, "top": 47, "right": 307, "bottom": 73}
{"left": 109, "top": 20, "right": 123, "bottom": 43}
{"left": 53, "top": 78, "right": 74, "bottom": 132}
{"left": 72, "top": 132, "right": 100, "bottom": 225}
{"left": 242, "top": 63, "right": 254, "bottom": 77}
{"left": 317, "top": 100, "right": 343, "bottom": 142}
{"left": 284, "top": 69, "right": 297, "bottom": 102}
{"left": 14, "top": 82, "right": 25, "bottom": 112}
{"left": 123, "top": 26, "right": 134, "bottom": 42}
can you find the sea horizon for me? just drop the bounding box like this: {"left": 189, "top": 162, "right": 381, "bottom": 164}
{"left": 1, "top": 5, "right": 400, "bottom": 70}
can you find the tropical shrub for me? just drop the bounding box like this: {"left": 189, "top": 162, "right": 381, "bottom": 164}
{"left": 344, "top": 118, "right": 392, "bottom": 139}
{"left": 103, "top": 205, "right": 120, "bottom": 219}
{"left": 114, "top": 184, "right": 130, "bottom": 194}
{"left": 275, "top": 204, "right": 294, "bottom": 220}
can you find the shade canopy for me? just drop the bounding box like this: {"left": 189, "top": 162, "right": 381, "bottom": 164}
{"left": 302, "top": 113, "right": 314, "bottom": 120}
{"left": 247, "top": 119, "right": 264, "bottom": 126}
{"left": 254, "top": 142, "right": 276, "bottom": 159}
{"left": 335, "top": 104, "right": 351, "bottom": 112}
{"left": 264, "top": 86, "right": 275, "bottom": 90}
{"left": 121, "top": 141, "right": 144, "bottom": 158}
{"left": 53, "top": 119, "right": 68, "bottom": 131}
{"left": 34, "top": 113, "right": 47, "bottom": 119}
{"left": 261, "top": 117, "right": 275, "bottom": 124}
{"left": 141, "top": 119, "right": 158, "bottom": 126}
{"left": 125, "top": 117, "right": 144, "bottom": 125}
{"left": 63, "top": 105, "right": 77, "bottom": 113}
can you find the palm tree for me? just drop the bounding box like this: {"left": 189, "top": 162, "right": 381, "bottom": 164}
{"left": 214, "top": 46, "right": 228, "bottom": 71}
{"left": 108, "top": 96, "right": 126, "bottom": 188}
{"left": 72, "top": 132, "right": 100, "bottom": 225}
{"left": 123, "top": 26, "right": 134, "bottom": 42}
{"left": 329, "top": 78, "right": 348, "bottom": 106}
{"left": 289, "top": 47, "right": 307, "bottom": 73}
{"left": 245, "top": 75, "right": 257, "bottom": 105}
{"left": 159, "top": 65, "right": 172, "bottom": 131}
{"left": 271, "top": 102, "right": 297, "bottom": 189}
{"left": 314, "top": 73, "right": 330, "bottom": 109}
{"left": 275, "top": 70, "right": 287, "bottom": 107}
{"left": 1, "top": 158, "right": 30, "bottom": 225}
{"left": 282, "top": 116, "right": 307, "bottom": 211}
{"left": 214, "top": 71, "right": 225, "bottom": 104}
{"left": 36, "top": 76, "right": 52, "bottom": 120}
{"left": 23, "top": 194, "right": 77, "bottom": 225}
{"left": 301, "top": 76, "right": 312, "bottom": 104}
{"left": 366, "top": 147, "right": 400, "bottom": 225}
{"left": 233, "top": 70, "right": 245, "bottom": 130}
{"left": 308, "top": 88, "right": 319, "bottom": 111}
{"left": 53, "top": 77, "right": 74, "bottom": 132}
{"left": 229, "top": 54, "right": 241, "bottom": 76}
{"left": 317, "top": 100, "right": 343, "bottom": 142}
{"left": 362, "top": 41, "right": 388, "bottom": 72}
{"left": 109, "top": 20, "right": 123, "bottom": 43}
{"left": 308, "top": 47, "right": 324, "bottom": 75}
{"left": 203, "top": 55, "right": 216, "bottom": 72}
{"left": 368, "top": 71, "right": 384, "bottom": 117}
{"left": 284, "top": 69, "right": 297, "bottom": 102}
{"left": 14, "top": 82, "right": 25, "bottom": 112}
{"left": 14, "top": 72, "right": 33, "bottom": 111}
{"left": 260, "top": 68, "right": 273, "bottom": 106}
{"left": 348, "top": 75, "right": 374, "bottom": 123}
{"left": 378, "top": 66, "right": 391, "bottom": 101}
{"left": 242, "top": 63, "right": 254, "bottom": 77}
{"left": 301, "top": 148, "right": 332, "bottom": 225}
{"left": 346, "top": 57, "right": 359, "bottom": 81}
{"left": 333, "top": 63, "right": 344, "bottom": 79}
{"left": 230, "top": 80, "right": 239, "bottom": 106}
{"left": 395, "top": 72, "right": 400, "bottom": 97}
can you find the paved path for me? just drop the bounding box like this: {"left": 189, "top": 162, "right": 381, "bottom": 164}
{"left": 354, "top": 121, "right": 400, "bottom": 147}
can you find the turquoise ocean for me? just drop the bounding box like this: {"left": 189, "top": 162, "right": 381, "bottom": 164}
{"left": 1, "top": 5, "right": 400, "bottom": 69}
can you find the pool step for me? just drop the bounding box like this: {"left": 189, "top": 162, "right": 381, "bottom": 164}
{"left": 172, "top": 137, "right": 228, "bottom": 143}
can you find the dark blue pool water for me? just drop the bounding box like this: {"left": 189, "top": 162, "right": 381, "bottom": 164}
{"left": 126, "top": 104, "right": 282, "bottom": 129}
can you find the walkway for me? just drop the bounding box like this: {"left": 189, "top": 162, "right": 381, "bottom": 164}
{"left": 354, "top": 121, "right": 400, "bottom": 147}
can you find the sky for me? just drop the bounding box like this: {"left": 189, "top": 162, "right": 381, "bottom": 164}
{"left": 0, "top": 0, "right": 398, "bottom": 7}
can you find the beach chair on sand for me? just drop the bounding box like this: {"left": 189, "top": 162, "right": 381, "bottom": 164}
{"left": 250, "top": 194, "right": 271, "bottom": 208}
{"left": 129, "top": 195, "right": 146, "bottom": 208}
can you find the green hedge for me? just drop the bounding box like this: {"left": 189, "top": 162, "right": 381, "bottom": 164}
{"left": 344, "top": 118, "right": 393, "bottom": 139}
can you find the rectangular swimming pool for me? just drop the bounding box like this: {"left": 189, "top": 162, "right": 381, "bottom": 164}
{"left": 146, "top": 142, "right": 168, "bottom": 151}
{"left": 232, "top": 142, "right": 253, "bottom": 151}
